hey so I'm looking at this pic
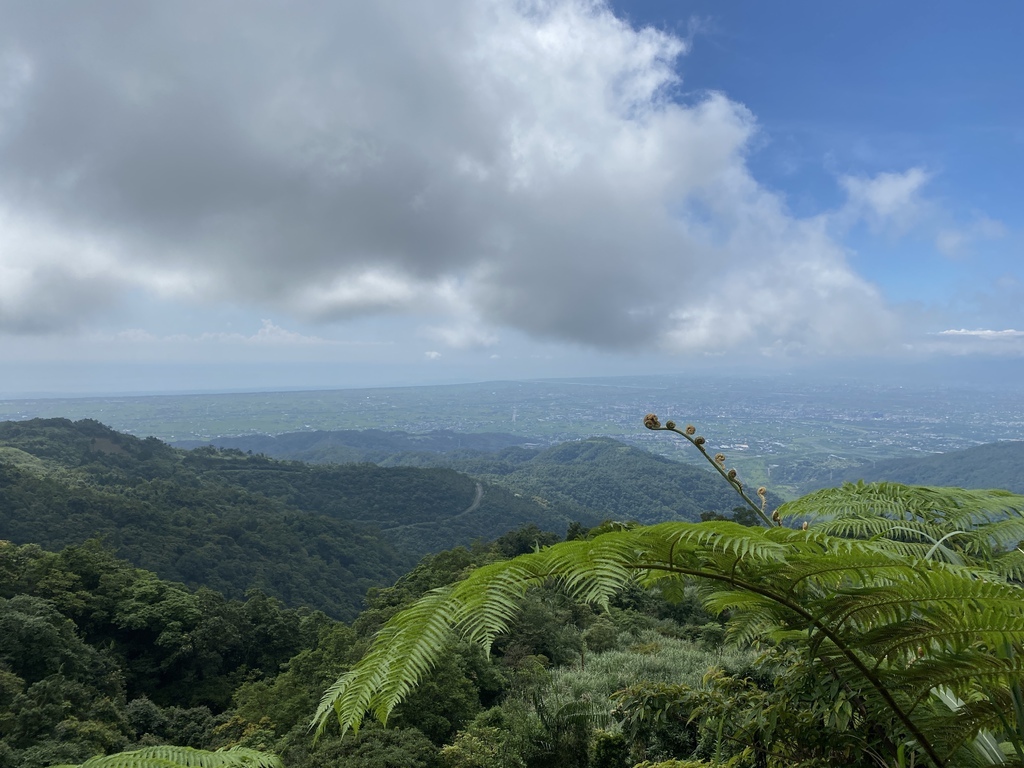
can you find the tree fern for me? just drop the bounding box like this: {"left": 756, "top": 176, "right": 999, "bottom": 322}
{"left": 50, "top": 745, "right": 282, "bottom": 768}
{"left": 315, "top": 419, "right": 1024, "bottom": 767}
{"left": 781, "top": 482, "right": 1024, "bottom": 556}
{"left": 316, "top": 520, "right": 1024, "bottom": 764}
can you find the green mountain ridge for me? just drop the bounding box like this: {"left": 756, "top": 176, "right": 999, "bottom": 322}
{"left": 390, "top": 436, "right": 777, "bottom": 523}
{"left": 184, "top": 429, "right": 775, "bottom": 522}
{"left": 811, "top": 439, "right": 1024, "bottom": 493}
{"left": 0, "top": 419, "right": 580, "bottom": 620}
{"left": 171, "top": 428, "right": 533, "bottom": 461}
{"left": 11, "top": 420, "right": 1024, "bottom": 767}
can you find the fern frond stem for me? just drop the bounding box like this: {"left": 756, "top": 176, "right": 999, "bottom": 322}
{"left": 924, "top": 531, "right": 968, "bottom": 560}
{"left": 887, "top": 525, "right": 941, "bottom": 545}
{"left": 639, "top": 561, "right": 945, "bottom": 768}
{"left": 786, "top": 560, "right": 913, "bottom": 596}
{"left": 729, "top": 552, "right": 742, "bottom": 584}
{"left": 658, "top": 424, "right": 775, "bottom": 528}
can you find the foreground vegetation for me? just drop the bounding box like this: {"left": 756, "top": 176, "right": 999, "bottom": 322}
{"left": 318, "top": 417, "right": 1024, "bottom": 767}
{"left": 2, "top": 523, "right": 738, "bottom": 767}
{"left": 5, "top": 414, "right": 1024, "bottom": 766}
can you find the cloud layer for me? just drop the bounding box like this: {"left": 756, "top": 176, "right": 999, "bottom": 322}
{"left": 0, "top": 0, "right": 898, "bottom": 356}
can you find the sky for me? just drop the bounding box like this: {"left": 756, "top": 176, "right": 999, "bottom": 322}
{"left": 0, "top": 0, "right": 1021, "bottom": 395}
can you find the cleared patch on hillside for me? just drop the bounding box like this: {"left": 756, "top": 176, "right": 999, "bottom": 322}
{"left": 0, "top": 446, "right": 51, "bottom": 475}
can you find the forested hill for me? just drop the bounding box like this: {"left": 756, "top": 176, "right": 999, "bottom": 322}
{"left": 0, "top": 418, "right": 588, "bottom": 620}
{"left": 173, "top": 428, "right": 532, "bottom": 462}
{"left": 817, "top": 439, "right": 1024, "bottom": 493}
{"left": 386, "top": 437, "right": 779, "bottom": 523}
{"left": 184, "top": 429, "right": 772, "bottom": 522}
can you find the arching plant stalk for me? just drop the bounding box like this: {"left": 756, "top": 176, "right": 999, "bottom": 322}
{"left": 643, "top": 413, "right": 775, "bottom": 527}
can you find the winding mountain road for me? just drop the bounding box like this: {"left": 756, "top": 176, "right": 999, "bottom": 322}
{"left": 380, "top": 482, "right": 484, "bottom": 531}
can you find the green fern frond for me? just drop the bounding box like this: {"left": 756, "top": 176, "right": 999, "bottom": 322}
{"left": 817, "top": 570, "right": 1024, "bottom": 634}
{"left": 964, "top": 517, "right": 1024, "bottom": 553}
{"left": 547, "top": 697, "right": 612, "bottom": 732}
{"left": 314, "top": 535, "right": 650, "bottom": 738}
{"left": 811, "top": 514, "right": 948, "bottom": 542}
{"left": 315, "top": 481, "right": 1024, "bottom": 767}
{"left": 781, "top": 483, "right": 1024, "bottom": 528}
{"left": 902, "top": 653, "right": 1024, "bottom": 708}
{"left": 72, "top": 746, "right": 281, "bottom": 768}
{"left": 857, "top": 616, "right": 1024, "bottom": 665}
{"left": 993, "top": 548, "right": 1024, "bottom": 581}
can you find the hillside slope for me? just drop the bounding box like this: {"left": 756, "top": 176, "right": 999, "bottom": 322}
{"left": 173, "top": 428, "right": 531, "bottom": 462}
{"left": 184, "top": 429, "right": 767, "bottom": 522}
{"left": 391, "top": 437, "right": 771, "bottom": 522}
{"left": 0, "top": 419, "right": 584, "bottom": 619}
{"left": 816, "top": 440, "right": 1024, "bottom": 493}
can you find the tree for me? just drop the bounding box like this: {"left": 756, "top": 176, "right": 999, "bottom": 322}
{"left": 314, "top": 417, "right": 1024, "bottom": 768}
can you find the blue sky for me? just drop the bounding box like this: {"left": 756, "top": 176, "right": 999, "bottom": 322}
{"left": 621, "top": 1, "right": 1022, "bottom": 301}
{"left": 0, "top": 1, "right": 1021, "bottom": 395}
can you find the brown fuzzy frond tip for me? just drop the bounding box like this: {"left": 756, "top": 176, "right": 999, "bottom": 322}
{"left": 643, "top": 414, "right": 661, "bottom": 429}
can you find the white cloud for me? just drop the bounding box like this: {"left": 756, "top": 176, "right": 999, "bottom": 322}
{"left": 935, "top": 215, "right": 1007, "bottom": 258}
{"left": 939, "top": 329, "right": 1024, "bottom": 339}
{"left": 420, "top": 321, "right": 499, "bottom": 349}
{"left": 0, "top": 205, "right": 126, "bottom": 332}
{"left": 424, "top": 350, "right": 442, "bottom": 360}
{"left": 917, "top": 328, "right": 1024, "bottom": 357}
{"left": 934, "top": 230, "right": 967, "bottom": 258}
{"left": 100, "top": 320, "right": 341, "bottom": 347}
{"left": 291, "top": 271, "right": 423, "bottom": 319}
{"left": 238, "top": 319, "right": 336, "bottom": 345}
{"left": 114, "top": 328, "right": 159, "bottom": 343}
{"left": 663, "top": 216, "right": 898, "bottom": 355}
{"left": 0, "top": 0, "right": 898, "bottom": 358}
{"left": 839, "top": 167, "right": 930, "bottom": 232}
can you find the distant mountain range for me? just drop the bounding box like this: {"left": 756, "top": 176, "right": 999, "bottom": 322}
{"left": 810, "top": 440, "right": 1024, "bottom": 494}
{"left": 178, "top": 429, "right": 774, "bottom": 523}
{"left": 181, "top": 425, "right": 1024, "bottom": 514}
{"left": 172, "top": 428, "right": 534, "bottom": 461}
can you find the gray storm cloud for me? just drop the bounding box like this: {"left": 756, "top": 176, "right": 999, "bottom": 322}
{"left": 0, "top": 0, "right": 897, "bottom": 353}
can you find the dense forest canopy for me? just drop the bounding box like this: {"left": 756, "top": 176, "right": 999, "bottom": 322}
{"left": 0, "top": 419, "right": 601, "bottom": 619}
{"left": 0, "top": 419, "right": 769, "bottom": 619}
{"left": 180, "top": 428, "right": 781, "bottom": 523}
